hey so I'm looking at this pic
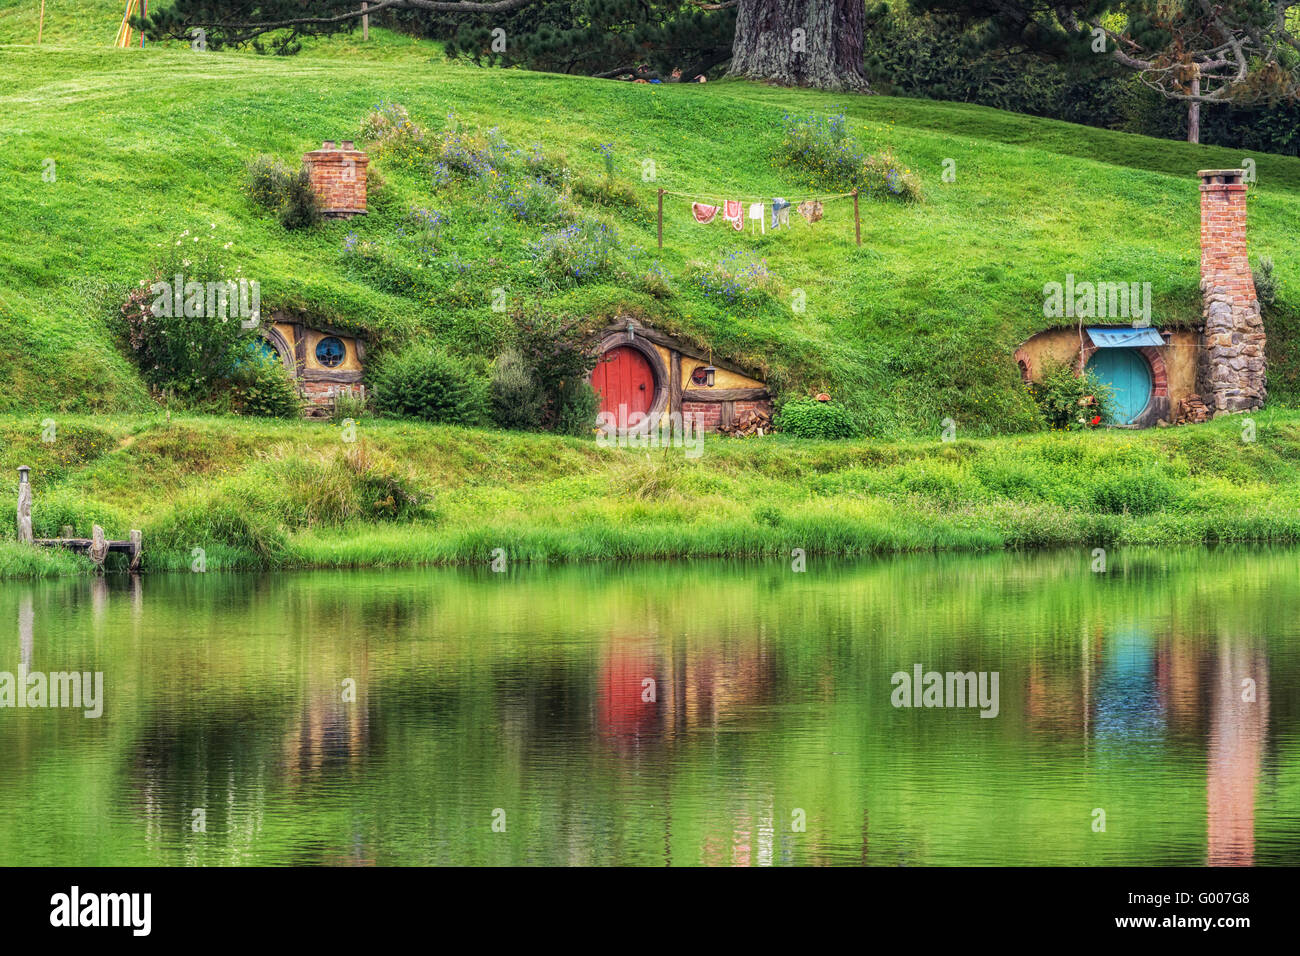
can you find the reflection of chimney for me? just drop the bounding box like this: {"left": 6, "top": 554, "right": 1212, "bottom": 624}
{"left": 1197, "top": 170, "right": 1266, "bottom": 413}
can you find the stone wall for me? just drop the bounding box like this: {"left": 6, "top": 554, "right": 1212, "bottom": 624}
{"left": 1198, "top": 169, "right": 1266, "bottom": 413}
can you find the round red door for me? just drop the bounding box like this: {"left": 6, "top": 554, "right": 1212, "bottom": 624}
{"left": 591, "top": 346, "right": 655, "bottom": 418}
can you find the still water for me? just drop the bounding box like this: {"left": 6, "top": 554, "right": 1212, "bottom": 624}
{"left": 0, "top": 549, "right": 1297, "bottom": 866}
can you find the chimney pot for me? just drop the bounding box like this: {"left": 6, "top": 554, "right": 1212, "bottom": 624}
{"left": 322, "top": 140, "right": 336, "bottom": 150}
{"left": 342, "top": 140, "right": 355, "bottom": 150}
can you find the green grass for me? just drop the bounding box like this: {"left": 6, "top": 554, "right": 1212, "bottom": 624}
{"left": 4, "top": 409, "right": 1300, "bottom": 576}
{"left": 1, "top": 10, "right": 1299, "bottom": 432}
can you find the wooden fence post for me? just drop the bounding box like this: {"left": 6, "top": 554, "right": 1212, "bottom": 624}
{"left": 657, "top": 188, "right": 664, "bottom": 250}
{"left": 853, "top": 188, "right": 861, "bottom": 247}
{"left": 362, "top": 2, "right": 369, "bottom": 40}
{"left": 90, "top": 525, "right": 108, "bottom": 568}
{"left": 129, "top": 530, "right": 143, "bottom": 572}
{"left": 16, "top": 466, "right": 32, "bottom": 545}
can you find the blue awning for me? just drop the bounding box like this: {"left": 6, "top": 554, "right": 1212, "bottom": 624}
{"left": 1087, "top": 327, "right": 1165, "bottom": 348}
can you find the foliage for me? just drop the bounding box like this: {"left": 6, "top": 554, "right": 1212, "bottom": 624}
{"left": 528, "top": 218, "right": 622, "bottom": 285}
{"left": 243, "top": 156, "right": 322, "bottom": 230}
{"left": 1028, "top": 361, "right": 1117, "bottom": 431}
{"left": 553, "top": 376, "right": 601, "bottom": 436}
{"left": 685, "top": 252, "right": 777, "bottom": 307}
{"left": 372, "top": 344, "right": 488, "bottom": 425}
{"left": 776, "top": 398, "right": 858, "bottom": 439}
{"left": 113, "top": 231, "right": 257, "bottom": 397}
{"left": 490, "top": 347, "right": 546, "bottom": 430}
{"left": 1254, "top": 256, "right": 1279, "bottom": 313}
{"left": 231, "top": 351, "right": 303, "bottom": 418}
{"left": 776, "top": 112, "right": 922, "bottom": 201}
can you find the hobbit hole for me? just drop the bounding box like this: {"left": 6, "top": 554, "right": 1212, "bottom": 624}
{"left": 589, "top": 320, "right": 771, "bottom": 432}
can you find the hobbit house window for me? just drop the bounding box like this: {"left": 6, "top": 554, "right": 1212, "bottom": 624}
{"left": 316, "top": 336, "right": 345, "bottom": 368}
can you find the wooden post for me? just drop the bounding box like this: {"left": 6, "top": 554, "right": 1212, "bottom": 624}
{"left": 16, "top": 466, "right": 32, "bottom": 545}
{"left": 129, "top": 529, "right": 143, "bottom": 572}
{"left": 37, "top": 0, "right": 45, "bottom": 44}
{"left": 90, "top": 525, "right": 108, "bottom": 567}
{"left": 853, "top": 188, "right": 861, "bottom": 247}
{"left": 362, "top": 2, "right": 369, "bottom": 40}
{"left": 657, "top": 188, "right": 664, "bottom": 250}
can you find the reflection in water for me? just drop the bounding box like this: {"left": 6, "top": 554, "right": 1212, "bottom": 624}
{"left": 0, "top": 549, "right": 1297, "bottom": 866}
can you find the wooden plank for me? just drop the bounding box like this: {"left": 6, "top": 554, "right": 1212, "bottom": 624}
{"left": 681, "top": 387, "right": 770, "bottom": 402}
{"left": 670, "top": 350, "right": 682, "bottom": 415}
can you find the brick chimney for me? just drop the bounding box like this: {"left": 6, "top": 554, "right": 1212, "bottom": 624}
{"left": 1198, "top": 169, "right": 1265, "bottom": 413}
{"left": 302, "top": 140, "right": 369, "bottom": 218}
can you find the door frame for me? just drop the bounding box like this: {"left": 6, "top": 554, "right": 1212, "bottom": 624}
{"left": 593, "top": 329, "right": 669, "bottom": 430}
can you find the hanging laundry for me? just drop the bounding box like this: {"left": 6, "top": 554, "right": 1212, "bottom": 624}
{"left": 770, "top": 198, "right": 791, "bottom": 230}
{"left": 797, "top": 200, "right": 823, "bottom": 224}
{"left": 748, "top": 202, "right": 765, "bottom": 234}
{"left": 692, "top": 203, "right": 720, "bottom": 225}
{"left": 722, "top": 199, "right": 743, "bottom": 231}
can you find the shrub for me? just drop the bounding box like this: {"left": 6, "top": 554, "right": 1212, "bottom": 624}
{"left": 360, "top": 102, "right": 426, "bottom": 156}
{"left": 490, "top": 175, "right": 571, "bottom": 224}
{"left": 528, "top": 218, "right": 621, "bottom": 285}
{"left": 231, "top": 351, "right": 302, "bottom": 418}
{"left": 331, "top": 386, "right": 369, "bottom": 423}
{"left": 244, "top": 155, "right": 293, "bottom": 210}
{"left": 1028, "top": 360, "right": 1117, "bottom": 430}
{"left": 1253, "top": 256, "right": 1278, "bottom": 313}
{"left": 490, "top": 347, "right": 546, "bottom": 430}
{"left": 776, "top": 112, "right": 922, "bottom": 202}
{"left": 776, "top": 398, "right": 858, "bottom": 439}
{"left": 553, "top": 377, "right": 600, "bottom": 436}
{"left": 372, "top": 344, "right": 487, "bottom": 425}
{"left": 115, "top": 235, "right": 256, "bottom": 396}
{"left": 279, "top": 167, "right": 323, "bottom": 230}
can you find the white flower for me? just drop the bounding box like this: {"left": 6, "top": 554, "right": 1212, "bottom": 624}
{"left": 223, "top": 242, "right": 232, "bottom": 249}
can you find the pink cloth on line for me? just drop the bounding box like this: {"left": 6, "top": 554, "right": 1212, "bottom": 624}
{"left": 722, "top": 199, "right": 743, "bottom": 231}
{"left": 692, "top": 203, "right": 720, "bottom": 224}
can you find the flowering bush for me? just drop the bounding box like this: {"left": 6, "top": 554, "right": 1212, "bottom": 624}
{"left": 490, "top": 175, "right": 571, "bottom": 224}
{"left": 1028, "top": 360, "right": 1117, "bottom": 430}
{"left": 528, "top": 218, "right": 621, "bottom": 285}
{"left": 360, "top": 102, "right": 425, "bottom": 154}
{"left": 685, "top": 252, "right": 777, "bottom": 306}
{"left": 397, "top": 206, "right": 445, "bottom": 262}
{"left": 776, "top": 112, "right": 922, "bottom": 202}
{"left": 115, "top": 230, "right": 257, "bottom": 396}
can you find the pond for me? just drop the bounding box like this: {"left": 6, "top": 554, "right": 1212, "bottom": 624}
{"left": 0, "top": 548, "right": 1297, "bottom": 866}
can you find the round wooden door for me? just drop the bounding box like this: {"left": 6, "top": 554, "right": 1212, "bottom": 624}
{"left": 591, "top": 346, "right": 655, "bottom": 418}
{"left": 1086, "top": 348, "right": 1152, "bottom": 425}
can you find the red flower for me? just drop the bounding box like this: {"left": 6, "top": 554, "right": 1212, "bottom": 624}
{"left": 1090, "top": 415, "right": 1101, "bottom": 426}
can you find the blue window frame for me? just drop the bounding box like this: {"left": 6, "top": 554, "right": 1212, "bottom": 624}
{"left": 316, "top": 336, "right": 345, "bottom": 368}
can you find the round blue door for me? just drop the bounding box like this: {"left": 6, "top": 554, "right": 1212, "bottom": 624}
{"left": 1085, "top": 348, "right": 1152, "bottom": 425}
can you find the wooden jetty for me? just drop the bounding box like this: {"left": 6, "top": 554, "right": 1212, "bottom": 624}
{"left": 17, "top": 466, "right": 142, "bottom": 571}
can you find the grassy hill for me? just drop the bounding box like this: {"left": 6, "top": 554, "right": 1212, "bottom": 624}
{"left": 3, "top": 6, "right": 1300, "bottom": 433}
{"left": 1, "top": 6, "right": 1300, "bottom": 576}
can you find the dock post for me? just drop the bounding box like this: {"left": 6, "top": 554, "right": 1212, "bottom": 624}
{"left": 90, "top": 524, "right": 108, "bottom": 567}
{"left": 16, "top": 466, "right": 32, "bottom": 545}
{"left": 129, "top": 530, "right": 143, "bottom": 572}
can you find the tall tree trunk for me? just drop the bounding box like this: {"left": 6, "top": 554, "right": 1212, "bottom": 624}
{"left": 727, "top": 0, "right": 871, "bottom": 92}
{"left": 1187, "top": 67, "right": 1201, "bottom": 144}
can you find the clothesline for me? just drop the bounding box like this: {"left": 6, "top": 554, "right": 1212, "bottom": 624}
{"left": 657, "top": 188, "right": 856, "bottom": 205}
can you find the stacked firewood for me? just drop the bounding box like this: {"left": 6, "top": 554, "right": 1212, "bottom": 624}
{"left": 717, "top": 409, "right": 773, "bottom": 437}
{"left": 1175, "top": 396, "right": 1211, "bottom": 425}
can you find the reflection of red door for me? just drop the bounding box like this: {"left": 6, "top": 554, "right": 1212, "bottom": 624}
{"left": 591, "top": 346, "right": 654, "bottom": 418}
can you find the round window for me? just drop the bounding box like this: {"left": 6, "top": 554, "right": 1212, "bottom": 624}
{"left": 316, "top": 336, "right": 345, "bottom": 368}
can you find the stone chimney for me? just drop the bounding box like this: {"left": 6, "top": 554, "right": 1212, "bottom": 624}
{"left": 1198, "top": 169, "right": 1265, "bottom": 413}
{"left": 302, "top": 140, "right": 369, "bottom": 218}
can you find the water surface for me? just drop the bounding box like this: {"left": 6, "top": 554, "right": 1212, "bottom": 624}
{"left": 1, "top": 549, "right": 1297, "bottom": 865}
